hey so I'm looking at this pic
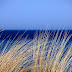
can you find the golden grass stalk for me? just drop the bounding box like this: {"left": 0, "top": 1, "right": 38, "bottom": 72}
{"left": 0, "top": 30, "right": 5, "bottom": 32}
{"left": 0, "top": 30, "right": 72, "bottom": 72}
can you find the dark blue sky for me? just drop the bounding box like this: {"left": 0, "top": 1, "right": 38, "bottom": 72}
{"left": 0, "top": 0, "right": 72, "bottom": 30}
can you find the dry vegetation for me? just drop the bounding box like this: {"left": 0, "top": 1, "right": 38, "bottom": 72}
{"left": 0, "top": 30, "right": 72, "bottom": 72}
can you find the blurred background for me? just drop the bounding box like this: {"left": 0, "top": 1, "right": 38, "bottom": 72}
{"left": 0, "top": 0, "right": 72, "bottom": 30}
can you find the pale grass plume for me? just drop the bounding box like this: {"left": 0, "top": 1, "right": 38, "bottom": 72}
{"left": 0, "top": 30, "right": 72, "bottom": 72}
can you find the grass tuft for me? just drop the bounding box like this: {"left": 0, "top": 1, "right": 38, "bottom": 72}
{"left": 0, "top": 30, "right": 72, "bottom": 72}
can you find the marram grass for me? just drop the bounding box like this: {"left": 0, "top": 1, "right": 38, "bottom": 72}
{"left": 0, "top": 30, "right": 72, "bottom": 72}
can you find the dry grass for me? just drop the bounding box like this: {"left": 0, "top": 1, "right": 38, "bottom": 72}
{"left": 0, "top": 30, "right": 72, "bottom": 72}
{"left": 0, "top": 30, "right": 5, "bottom": 32}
